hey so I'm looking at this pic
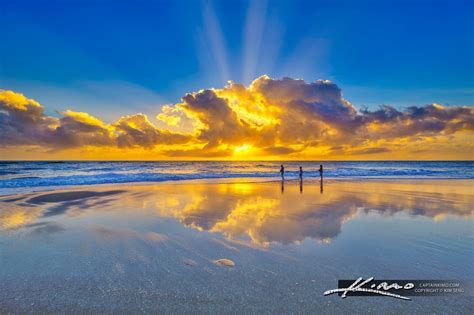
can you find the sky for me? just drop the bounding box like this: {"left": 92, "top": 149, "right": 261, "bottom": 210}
{"left": 0, "top": 0, "right": 473, "bottom": 160}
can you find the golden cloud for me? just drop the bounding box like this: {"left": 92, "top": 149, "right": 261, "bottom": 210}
{"left": 1, "top": 76, "right": 473, "bottom": 159}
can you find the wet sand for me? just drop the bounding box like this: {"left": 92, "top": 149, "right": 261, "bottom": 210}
{"left": 0, "top": 179, "right": 473, "bottom": 313}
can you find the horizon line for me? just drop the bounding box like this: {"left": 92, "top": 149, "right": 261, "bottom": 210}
{"left": 1, "top": 159, "right": 472, "bottom": 162}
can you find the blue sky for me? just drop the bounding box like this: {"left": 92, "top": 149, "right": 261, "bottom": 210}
{"left": 1, "top": 0, "right": 473, "bottom": 122}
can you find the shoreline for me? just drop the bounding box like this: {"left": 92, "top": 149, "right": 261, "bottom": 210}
{"left": 1, "top": 176, "right": 472, "bottom": 198}
{"left": 2, "top": 161, "right": 471, "bottom": 197}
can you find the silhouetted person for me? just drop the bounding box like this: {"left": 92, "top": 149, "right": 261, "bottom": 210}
{"left": 280, "top": 164, "right": 285, "bottom": 180}
{"left": 319, "top": 164, "right": 324, "bottom": 194}
{"left": 299, "top": 166, "right": 303, "bottom": 180}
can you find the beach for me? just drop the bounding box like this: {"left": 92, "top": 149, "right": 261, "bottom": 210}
{"left": 0, "top": 178, "right": 472, "bottom": 313}
{"left": 2, "top": 0, "right": 473, "bottom": 312}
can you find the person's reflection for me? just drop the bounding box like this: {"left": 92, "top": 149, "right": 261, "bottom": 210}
{"left": 281, "top": 180, "right": 284, "bottom": 194}
{"left": 320, "top": 178, "right": 324, "bottom": 194}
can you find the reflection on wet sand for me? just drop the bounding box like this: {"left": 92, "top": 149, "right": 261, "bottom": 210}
{"left": 1, "top": 179, "right": 472, "bottom": 314}
{"left": 1, "top": 180, "right": 472, "bottom": 246}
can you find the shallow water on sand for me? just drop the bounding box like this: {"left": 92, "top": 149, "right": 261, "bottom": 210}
{"left": 0, "top": 179, "right": 473, "bottom": 313}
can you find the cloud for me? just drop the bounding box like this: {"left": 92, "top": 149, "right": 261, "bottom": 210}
{"left": 114, "top": 114, "right": 191, "bottom": 148}
{"left": 360, "top": 103, "right": 474, "bottom": 139}
{"left": 156, "top": 104, "right": 182, "bottom": 126}
{"left": 0, "top": 90, "right": 57, "bottom": 146}
{"left": 1, "top": 75, "right": 473, "bottom": 159}
{"left": 0, "top": 89, "right": 191, "bottom": 151}
{"left": 349, "top": 147, "right": 391, "bottom": 155}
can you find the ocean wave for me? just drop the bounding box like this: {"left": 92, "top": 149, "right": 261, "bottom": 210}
{"left": 0, "top": 171, "right": 19, "bottom": 176}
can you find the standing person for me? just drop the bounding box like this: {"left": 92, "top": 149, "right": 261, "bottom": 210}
{"left": 319, "top": 164, "right": 324, "bottom": 194}
{"left": 280, "top": 164, "right": 285, "bottom": 180}
{"left": 299, "top": 166, "right": 303, "bottom": 194}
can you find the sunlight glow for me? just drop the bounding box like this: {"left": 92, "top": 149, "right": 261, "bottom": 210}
{"left": 234, "top": 144, "right": 252, "bottom": 155}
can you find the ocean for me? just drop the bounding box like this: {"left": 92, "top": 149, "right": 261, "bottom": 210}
{"left": 0, "top": 160, "right": 472, "bottom": 195}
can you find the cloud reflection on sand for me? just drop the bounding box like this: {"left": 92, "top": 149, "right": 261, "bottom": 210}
{"left": 0, "top": 180, "right": 472, "bottom": 246}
